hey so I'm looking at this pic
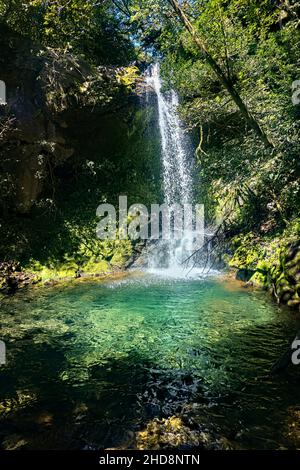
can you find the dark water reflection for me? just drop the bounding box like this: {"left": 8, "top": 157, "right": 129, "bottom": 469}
{"left": 0, "top": 275, "right": 299, "bottom": 449}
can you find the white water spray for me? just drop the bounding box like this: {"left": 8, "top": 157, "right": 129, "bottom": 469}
{"left": 146, "top": 64, "right": 193, "bottom": 206}
{"left": 145, "top": 64, "right": 198, "bottom": 275}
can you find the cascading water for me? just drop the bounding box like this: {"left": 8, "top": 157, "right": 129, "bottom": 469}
{"left": 146, "top": 64, "right": 193, "bottom": 206}
{"left": 145, "top": 63, "right": 198, "bottom": 275}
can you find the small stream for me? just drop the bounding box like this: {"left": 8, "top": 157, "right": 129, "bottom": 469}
{"left": 0, "top": 273, "right": 299, "bottom": 449}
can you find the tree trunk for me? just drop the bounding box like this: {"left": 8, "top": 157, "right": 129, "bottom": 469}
{"left": 168, "top": 0, "right": 274, "bottom": 148}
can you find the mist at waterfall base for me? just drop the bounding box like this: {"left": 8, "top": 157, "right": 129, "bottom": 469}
{"left": 143, "top": 64, "right": 214, "bottom": 279}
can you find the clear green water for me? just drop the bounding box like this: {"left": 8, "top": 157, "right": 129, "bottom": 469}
{"left": 0, "top": 274, "right": 299, "bottom": 449}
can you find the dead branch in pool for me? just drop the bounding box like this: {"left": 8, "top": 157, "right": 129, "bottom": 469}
{"left": 182, "top": 211, "right": 231, "bottom": 274}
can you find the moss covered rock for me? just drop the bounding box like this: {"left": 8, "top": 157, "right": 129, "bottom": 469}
{"left": 227, "top": 221, "right": 300, "bottom": 309}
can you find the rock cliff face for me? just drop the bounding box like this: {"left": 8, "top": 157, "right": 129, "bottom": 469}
{"left": 273, "top": 241, "right": 300, "bottom": 309}
{"left": 0, "top": 24, "right": 143, "bottom": 214}
{"left": 0, "top": 25, "right": 72, "bottom": 212}
{"left": 0, "top": 25, "right": 162, "bottom": 263}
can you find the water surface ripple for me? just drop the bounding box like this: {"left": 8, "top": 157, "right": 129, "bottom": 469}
{"left": 0, "top": 275, "right": 299, "bottom": 449}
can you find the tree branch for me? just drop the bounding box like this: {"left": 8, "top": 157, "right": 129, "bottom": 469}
{"left": 167, "top": 0, "right": 274, "bottom": 148}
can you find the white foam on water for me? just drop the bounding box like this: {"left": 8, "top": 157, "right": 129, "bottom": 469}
{"left": 145, "top": 64, "right": 216, "bottom": 278}
{"left": 147, "top": 266, "right": 220, "bottom": 280}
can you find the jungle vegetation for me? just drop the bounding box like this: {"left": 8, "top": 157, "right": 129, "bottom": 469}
{"left": 0, "top": 0, "right": 299, "bottom": 280}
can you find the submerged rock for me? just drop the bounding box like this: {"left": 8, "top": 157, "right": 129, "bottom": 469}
{"left": 135, "top": 415, "right": 235, "bottom": 450}
{"left": 2, "top": 434, "right": 28, "bottom": 450}
{"left": 136, "top": 416, "right": 201, "bottom": 450}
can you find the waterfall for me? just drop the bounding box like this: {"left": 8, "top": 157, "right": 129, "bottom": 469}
{"left": 145, "top": 63, "right": 197, "bottom": 274}
{"left": 146, "top": 63, "right": 193, "bottom": 206}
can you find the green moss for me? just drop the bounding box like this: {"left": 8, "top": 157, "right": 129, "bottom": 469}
{"left": 27, "top": 261, "right": 77, "bottom": 281}
{"left": 226, "top": 219, "right": 300, "bottom": 307}
{"left": 83, "top": 259, "right": 110, "bottom": 274}
{"left": 25, "top": 232, "right": 133, "bottom": 282}
{"left": 250, "top": 271, "right": 266, "bottom": 286}
{"left": 26, "top": 257, "right": 111, "bottom": 281}
{"left": 228, "top": 234, "right": 263, "bottom": 269}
